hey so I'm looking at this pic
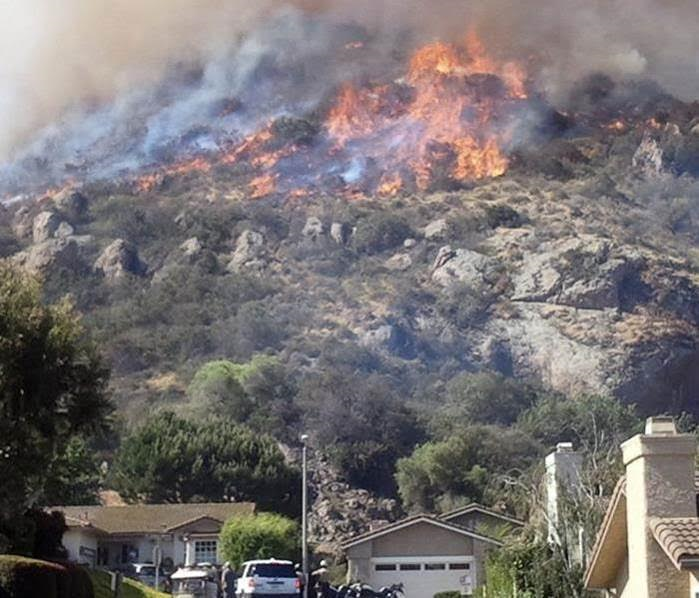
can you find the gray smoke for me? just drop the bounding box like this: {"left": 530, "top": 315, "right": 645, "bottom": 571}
{"left": 1, "top": 0, "right": 698, "bottom": 188}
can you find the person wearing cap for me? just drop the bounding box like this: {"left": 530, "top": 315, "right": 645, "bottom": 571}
{"left": 221, "top": 561, "right": 237, "bottom": 598}
{"left": 312, "top": 560, "right": 330, "bottom": 598}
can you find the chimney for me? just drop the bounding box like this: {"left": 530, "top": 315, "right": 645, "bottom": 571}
{"left": 545, "top": 442, "right": 583, "bottom": 559}
{"left": 621, "top": 416, "right": 697, "bottom": 598}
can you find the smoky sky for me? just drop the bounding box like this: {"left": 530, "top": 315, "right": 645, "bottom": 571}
{"left": 1, "top": 0, "right": 698, "bottom": 160}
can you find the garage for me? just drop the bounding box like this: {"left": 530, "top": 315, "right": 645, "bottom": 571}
{"left": 370, "top": 556, "right": 474, "bottom": 597}
{"left": 343, "top": 513, "right": 509, "bottom": 598}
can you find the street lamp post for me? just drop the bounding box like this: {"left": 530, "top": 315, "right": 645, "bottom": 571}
{"left": 301, "top": 434, "right": 309, "bottom": 598}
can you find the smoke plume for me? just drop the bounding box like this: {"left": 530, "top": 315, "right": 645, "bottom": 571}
{"left": 1, "top": 0, "right": 698, "bottom": 186}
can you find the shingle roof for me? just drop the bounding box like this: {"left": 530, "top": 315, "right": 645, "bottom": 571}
{"left": 55, "top": 502, "right": 255, "bottom": 535}
{"left": 341, "top": 513, "right": 503, "bottom": 550}
{"left": 440, "top": 502, "right": 524, "bottom": 527}
{"left": 650, "top": 517, "right": 699, "bottom": 570}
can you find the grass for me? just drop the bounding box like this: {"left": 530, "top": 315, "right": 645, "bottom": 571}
{"left": 89, "top": 569, "right": 169, "bottom": 598}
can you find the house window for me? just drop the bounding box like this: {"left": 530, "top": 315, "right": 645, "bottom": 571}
{"left": 194, "top": 540, "right": 218, "bottom": 564}
{"left": 399, "top": 564, "right": 421, "bottom": 571}
{"left": 375, "top": 564, "right": 397, "bottom": 571}
{"left": 424, "top": 563, "right": 446, "bottom": 570}
{"left": 449, "top": 563, "right": 470, "bottom": 570}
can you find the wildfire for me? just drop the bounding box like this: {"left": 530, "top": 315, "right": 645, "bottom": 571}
{"left": 325, "top": 32, "right": 526, "bottom": 192}
{"left": 249, "top": 174, "right": 277, "bottom": 199}
{"left": 134, "top": 31, "right": 528, "bottom": 199}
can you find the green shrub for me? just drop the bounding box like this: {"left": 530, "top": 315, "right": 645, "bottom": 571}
{"left": 0, "top": 555, "right": 63, "bottom": 598}
{"left": 353, "top": 213, "right": 412, "bottom": 254}
{"left": 219, "top": 512, "right": 299, "bottom": 569}
{"left": 434, "top": 593, "right": 461, "bottom": 598}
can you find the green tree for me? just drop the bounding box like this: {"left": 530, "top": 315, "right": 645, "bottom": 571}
{"left": 42, "top": 436, "right": 102, "bottom": 506}
{"left": 299, "top": 370, "right": 424, "bottom": 495}
{"left": 0, "top": 262, "right": 111, "bottom": 552}
{"left": 396, "top": 426, "right": 541, "bottom": 513}
{"left": 219, "top": 512, "right": 299, "bottom": 569}
{"left": 187, "top": 356, "right": 299, "bottom": 440}
{"left": 112, "top": 413, "right": 300, "bottom": 516}
{"left": 428, "top": 372, "right": 542, "bottom": 434}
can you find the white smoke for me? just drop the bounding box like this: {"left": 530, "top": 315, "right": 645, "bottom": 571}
{"left": 1, "top": 0, "right": 698, "bottom": 184}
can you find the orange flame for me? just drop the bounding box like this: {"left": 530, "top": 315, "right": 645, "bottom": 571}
{"left": 249, "top": 174, "right": 277, "bottom": 199}
{"left": 325, "top": 33, "right": 525, "bottom": 192}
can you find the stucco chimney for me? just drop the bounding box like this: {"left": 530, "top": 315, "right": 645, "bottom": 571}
{"left": 545, "top": 442, "right": 583, "bottom": 559}
{"left": 621, "top": 416, "right": 697, "bottom": 597}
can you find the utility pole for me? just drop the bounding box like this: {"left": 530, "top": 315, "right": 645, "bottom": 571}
{"left": 301, "top": 434, "right": 309, "bottom": 598}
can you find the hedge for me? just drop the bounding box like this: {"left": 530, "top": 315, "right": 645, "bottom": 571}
{"left": 0, "top": 556, "right": 94, "bottom": 598}
{"left": 433, "top": 593, "right": 461, "bottom": 598}
{"left": 89, "top": 569, "right": 169, "bottom": 598}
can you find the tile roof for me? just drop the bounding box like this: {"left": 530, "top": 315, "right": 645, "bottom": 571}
{"left": 55, "top": 502, "right": 255, "bottom": 535}
{"left": 650, "top": 517, "right": 699, "bottom": 570}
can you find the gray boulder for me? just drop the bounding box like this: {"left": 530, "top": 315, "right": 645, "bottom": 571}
{"left": 180, "top": 237, "right": 203, "bottom": 258}
{"left": 53, "top": 189, "right": 88, "bottom": 219}
{"left": 227, "top": 230, "right": 266, "bottom": 272}
{"left": 55, "top": 221, "right": 75, "bottom": 239}
{"left": 14, "top": 239, "right": 81, "bottom": 274}
{"left": 94, "top": 239, "right": 144, "bottom": 280}
{"left": 302, "top": 217, "right": 325, "bottom": 241}
{"left": 385, "top": 253, "right": 413, "bottom": 271}
{"left": 423, "top": 218, "right": 448, "bottom": 240}
{"left": 330, "top": 222, "right": 350, "bottom": 245}
{"left": 432, "top": 246, "right": 498, "bottom": 287}
{"left": 32, "top": 211, "right": 60, "bottom": 243}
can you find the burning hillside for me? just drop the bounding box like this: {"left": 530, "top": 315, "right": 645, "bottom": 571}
{"left": 131, "top": 32, "right": 528, "bottom": 199}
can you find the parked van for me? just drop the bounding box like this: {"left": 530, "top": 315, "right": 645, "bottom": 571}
{"left": 236, "top": 559, "right": 301, "bottom": 597}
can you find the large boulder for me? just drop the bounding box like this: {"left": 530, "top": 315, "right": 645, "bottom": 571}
{"left": 94, "top": 239, "right": 145, "bottom": 280}
{"left": 32, "top": 211, "right": 60, "bottom": 244}
{"left": 511, "top": 235, "right": 645, "bottom": 310}
{"left": 302, "top": 217, "right": 325, "bottom": 242}
{"left": 14, "top": 239, "right": 82, "bottom": 274}
{"left": 227, "top": 230, "right": 266, "bottom": 272}
{"left": 53, "top": 189, "right": 88, "bottom": 220}
{"left": 432, "top": 245, "right": 499, "bottom": 287}
{"left": 423, "top": 218, "right": 448, "bottom": 240}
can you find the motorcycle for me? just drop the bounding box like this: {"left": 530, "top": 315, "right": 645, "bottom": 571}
{"left": 330, "top": 582, "right": 404, "bottom": 598}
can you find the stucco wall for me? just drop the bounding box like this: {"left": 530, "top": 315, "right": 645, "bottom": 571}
{"left": 63, "top": 529, "right": 98, "bottom": 565}
{"left": 447, "top": 511, "right": 515, "bottom": 535}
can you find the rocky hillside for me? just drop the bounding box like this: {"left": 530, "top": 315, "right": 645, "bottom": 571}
{"left": 2, "top": 117, "right": 698, "bottom": 420}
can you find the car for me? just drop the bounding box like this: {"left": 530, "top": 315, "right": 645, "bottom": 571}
{"left": 236, "top": 559, "right": 301, "bottom": 597}
{"left": 172, "top": 566, "right": 219, "bottom": 598}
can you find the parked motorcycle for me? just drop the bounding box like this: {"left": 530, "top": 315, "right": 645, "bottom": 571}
{"left": 329, "top": 582, "right": 403, "bottom": 598}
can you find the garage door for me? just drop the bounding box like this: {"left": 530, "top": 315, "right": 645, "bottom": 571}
{"left": 369, "top": 557, "right": 474, "bottom": 597}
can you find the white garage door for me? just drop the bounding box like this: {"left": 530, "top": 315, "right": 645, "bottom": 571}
{"left": 369, "top": 556, "right": 474, "bottom": 598}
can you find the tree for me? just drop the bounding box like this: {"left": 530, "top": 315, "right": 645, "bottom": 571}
{"left": 0, "top": 262, "right": 111, "bottom": 552}
{"left": 299, "top": 370, "right": 424, "bottom": 495}
{"left": 111, "top": 413, "right": 300, "bottom": 516}
{"left": 42, "top": 436, "right": 102, "bottom": 506}
{"left": 428, "top": 372, "right": 542, "bottom": 434}
{"left": 219, "top": 513, "right": 298, "bottom": 569}
{"left": 187, "top": 356, "right": 299, "bottom": 440}
{"left": 396, "top": 426, "right": 542, "bottom": 513}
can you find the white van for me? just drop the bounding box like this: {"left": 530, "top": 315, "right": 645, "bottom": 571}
{"left": 236, "top": 559, "right": 301, "bottom": 598}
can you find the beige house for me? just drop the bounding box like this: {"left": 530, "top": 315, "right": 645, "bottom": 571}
{"left": 56, "top": 502, "right": 255, "bottom": 570}
{"left": 343, "top": 504, "right": 522, "bottom": 597}
{"left": 585, "top": 416, "right": 699, "bottom": 597}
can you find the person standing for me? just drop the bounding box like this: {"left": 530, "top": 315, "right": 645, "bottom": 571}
{"left": 312, "top": 560, "right": 330, "bottom": 598}
{"left": 221, "top": 561, "right": 237, "bottom": 598}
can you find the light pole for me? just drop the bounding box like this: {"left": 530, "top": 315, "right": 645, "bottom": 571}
{"left": 301, "top": 434, "right": 309, "bottom": 598}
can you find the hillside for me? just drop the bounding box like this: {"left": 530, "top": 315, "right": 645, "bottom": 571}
{"left": 1, "top": 112, "right": 698, "bottom": 424}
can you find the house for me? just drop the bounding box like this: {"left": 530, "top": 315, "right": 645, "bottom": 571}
{"left": 55, "top": 502, "right": 256, "bottom": 570}
{"left": 342, "top": 504, "right": 522, "bottom": 597}
{"left": 585, "top": 416, "right": 699, "bottom": 597}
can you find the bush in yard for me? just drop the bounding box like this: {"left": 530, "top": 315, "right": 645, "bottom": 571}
{"left": 0, "top": 556, "right": 63, "bottom": 598}
{"left": 433, "top": 593, "right": 461, "bottom": 598}
{"left": 219, "top": 513, "right": 299, "bottom": 569}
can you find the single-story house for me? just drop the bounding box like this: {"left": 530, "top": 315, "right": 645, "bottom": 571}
{"left": 342, "top": 504, "right": 522, "bottom": 597}
{"left": 55, "top": 502, "right": 256, "bottom": 570}
{"left": 585, "top": 416, "right": 699, "bottom": 598}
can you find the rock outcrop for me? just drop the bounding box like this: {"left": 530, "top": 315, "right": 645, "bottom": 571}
{"left": 14, "top": 239, "right": 82, "bottom": 274}
{"left": 94, "top": 239, "right": 145, "bottom": 280}
{"left": 432, "top": 246, "right": 499, "bottom": 287}
{"left": 32, "top": 211, "right": 60, "bottom": 243}
{"left": 227, "top": 230, "right": 266, "bottom": 272}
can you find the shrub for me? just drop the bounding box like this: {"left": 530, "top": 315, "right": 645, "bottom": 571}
{"left": 0, "top": 555, "right": 63, "bottom": 598}
{"left": 434, "top": 593, "right": 461, "bottom": 598}
{"left": 353, "top": 213, "right": 412, "bottom": 254}
{"left": 219, "top": 513, "right": 299, "bottom": 569}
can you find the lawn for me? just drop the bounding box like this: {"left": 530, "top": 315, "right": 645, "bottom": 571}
{"left": 89, "top": 569, "right": 170, "bottom": 598}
